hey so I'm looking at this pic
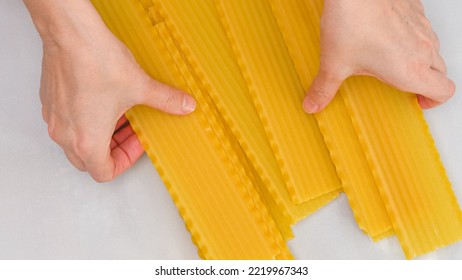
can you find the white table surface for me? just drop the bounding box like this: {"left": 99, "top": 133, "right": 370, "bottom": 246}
{"left": 1, "top": 0, "right": 461, "bottom": 259}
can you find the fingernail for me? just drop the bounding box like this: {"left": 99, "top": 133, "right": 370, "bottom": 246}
{"left": 302, "top": 97, "right": 319, "bottom": 114}
{"left": 182, "top": 95, "right": 196, "bottom": 113}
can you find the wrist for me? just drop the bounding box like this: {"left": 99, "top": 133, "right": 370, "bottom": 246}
{"left": 24, "top": 0, "right": 107, "bottom": 49}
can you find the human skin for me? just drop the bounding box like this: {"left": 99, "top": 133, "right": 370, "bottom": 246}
{"left": 23, "top": 0, "right": 196, "bottom": 182}
{"left": 303, "top": 0, "right": 456, "bottom": 113}
{"left": 24, "top": 0, "right": 454, "bottom": 182}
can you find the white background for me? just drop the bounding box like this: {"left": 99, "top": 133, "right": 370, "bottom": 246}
{"left": 1, "top": 0, "right": 461, "bottom": 259}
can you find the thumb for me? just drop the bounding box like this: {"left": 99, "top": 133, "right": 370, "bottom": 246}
{"left": 303, "top": 69, "right": 346, "bottom": 114}
{"left": 138, "top": 77, "right": 196, "bottom": 115}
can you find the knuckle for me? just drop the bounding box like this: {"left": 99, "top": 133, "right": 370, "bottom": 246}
{"left": 420, "top": 36, "right": 434, "bottom": 51}
{"left": 439, "top": 61, "right": 448, "bottom": 75}
{"left": 140, "top": 78, "right": 183, "bottom": 112}
{"left": 47, "top": 125, "right": 60, "bottom": 143}
{"left": 72, "top": 138, "right": 94, "bottom": 159}
{"left": 311, "top": 83, "right": 331, "bottom": 100}
{"left": 159, "top": 88, "right": 178, "bottom": 111}
{"left": 420, "top": 16, "right": 432, "bottom": 29}
{"left": 416, "top": 5, "right": 425, "bottom": 15}
{"left": 90, "top": 171, "right": 112, "bottom": 183}
{"left": 66, "top": 155, "right": 86, "bottom": 172}
{"left": 313, "top": 71, "right": 341, "bottom": 100}
{"left": 74, "top": 165, "right": 86, "bottom": 172}
{"left": 446, "top": 81, "right": 456, "bottom": 99}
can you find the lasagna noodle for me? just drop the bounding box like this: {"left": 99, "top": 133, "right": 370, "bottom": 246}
{"left": 268, "top": 0, "right": 393, "bottom": 240}
{"left": 153, "top": 0, "right": 341, "bottom": 224}
{"left": 211, "top": 0, "right": 341, "bottom": 204}
{"left": 91, "top": 0, "right": 462, "bottom": 259}
{"left": 91, "top": 0, "right": 290, "bottom": 259}
{"left": 343, "top": 77, "right": 462, "bottom": 258}
{"left": 307, "top": 0, "right": 462, "bottom": 258}
{"left": 156, "top": 19, "right": 294, "bottom": 249}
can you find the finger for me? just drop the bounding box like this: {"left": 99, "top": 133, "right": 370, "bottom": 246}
{"left": 113, "top": 120, "right": 139, "bottom": 150}
{"left": 303, "top": 69, "right": 346, "bottom": 113}
{"left": 417, "top": 94, "right": 443, "bottom": 109}
{"left": 112, "top": 115, "right": 138, "bottom": 152}
{"left": 431, "top": 51, "right": 447, "bottom": 74}
{"left": 116, "top": 115, "right": 128, "bottom": 127}
{"left": 110, "top": 138, "right": 118, "bottom": 150}
{"left": 113, "top": 115, "right": 130, "bottom": 136}
{"left": 411, "top": 68, "right": 456, "bottom": 103}
{"left": 114, "top": 115, "right": 129, "bottom": 131}
{"left": 85, "top": 119, "right": 142, "bottom": 182}
{"left": 136, "top": 76, "right": 196, "bottom": 115}
{"left": 78, "top": 114, "right": 140, "bottom": 182}
{"left": 110, "top": 133, "right": 144, "bottom": 178}
{"left": 87, "top": 133, "right": 144, "bottom": 183}
{"left": 63, "top": 150, "right": 86, "bottom": 171}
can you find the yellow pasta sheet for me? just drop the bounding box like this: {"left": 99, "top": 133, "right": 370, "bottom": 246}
{"left": 153, "top": 0, "right": 340, "bottom": 225}
{"left": 91, "top": 0, "right": 290, "bottom": 259}
{"left": 343, "top": 77, "right": 462, "bottom": 258}
{"left": 305, "top": 0, "right": 462, "bottom": 258}
{"left": 91, "top": 0, "right": 462, "bottom": 259}
{"left": 212, "top": 0, "right": 341, "bottom": 204}
{"left": 157, "top": 15, "right": 294, "bottom": 246}
{"left": 268, "top": 0, "right": 393, "bottom": 240}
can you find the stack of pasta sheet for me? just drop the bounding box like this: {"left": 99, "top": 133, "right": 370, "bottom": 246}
{"left": 91, "top": 0, "right": 462, "bottom": 259}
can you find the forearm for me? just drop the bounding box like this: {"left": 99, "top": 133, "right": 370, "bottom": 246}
{"left": 23, "top": 0, "right": 108, "bottom": 48}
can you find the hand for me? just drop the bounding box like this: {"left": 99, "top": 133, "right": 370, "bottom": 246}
{"left": 303, "top": 0, "right": 456, "bottom": 113}
{"left": 25, "top": 0, "right": 196, "bottom": 182}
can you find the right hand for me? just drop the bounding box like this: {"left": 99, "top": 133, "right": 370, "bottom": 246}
{"left": 303, "top": 0, "right": 455, "bottom": 113}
